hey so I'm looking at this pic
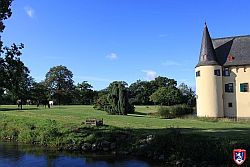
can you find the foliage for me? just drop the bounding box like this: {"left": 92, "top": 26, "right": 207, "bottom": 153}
{"left": 150, "top": 87, "right": 182, "bottom": 105}
{"left": 0, "top": 0, "right": 33, "bottom": 109}
{"left": 94, "top": 82, "right": 134, "bottom": 114}
{"left": 158, "top": 104, "right": 193, "bottom": 118}
{"left": 128, "top": 77, "right": 180, "bottom": 105}
{"left": 178, "top": 83, "right": 196, "bottom": 107}
{"left": 72, "top": 81, "right": 97, "bottom": 105}
{"left": 1, "top": 44, "right": 33, "bottom": 108}
{"left": 93, "top": 94, "right": 109, "bottom": 111}
{"left": 0, "top": 0, "right": 13, "bottom": 33}
{"left": 45, "top": 65, "right": 74, "bottom": 105}
{"left": 128, "top": 80, "right": 153, "bottom": 105}
{"left": 30, "top": 82, "right": 50, "bottom": 101}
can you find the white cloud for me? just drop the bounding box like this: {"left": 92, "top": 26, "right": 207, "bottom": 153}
{"left": 142, "top": 70, "right": 157, "bottom": 80}
{"left": 25, "top": 6, "right": 35, "bottom": 18}
{"left": 106, "top": 53, "right": 118, "bottom": 60}
{"left": 162, "top": 60, "right": 181, "bottom": 66}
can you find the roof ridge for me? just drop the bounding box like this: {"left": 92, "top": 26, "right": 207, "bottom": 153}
{"left": 213, "top": 35, "right": 250, "bottom": 40}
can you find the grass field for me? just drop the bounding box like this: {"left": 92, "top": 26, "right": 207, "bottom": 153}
{"left": 1, "top": 105, "right": 250, "bottom": 165}
{"left": 1, "top": 105, "right": 250, "bottom": 140}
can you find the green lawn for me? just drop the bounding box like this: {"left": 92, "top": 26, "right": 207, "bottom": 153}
{"left": 1, "top": 105, "right": 250, "bottom": 140}
{"left": 1, "top": 105, "right": 249, "bottom": 165}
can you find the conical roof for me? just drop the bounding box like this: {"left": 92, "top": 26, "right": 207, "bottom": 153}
{"left": 196, "top": 23, "right": 219, "bottom": 67}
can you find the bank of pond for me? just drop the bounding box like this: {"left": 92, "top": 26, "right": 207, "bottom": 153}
{"left": 1, "top": 105, "right": 250, "bottom": 166}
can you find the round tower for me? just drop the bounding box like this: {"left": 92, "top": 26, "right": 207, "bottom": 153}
{"left": 195, "top": 23, "right": 224, "bottom": 117}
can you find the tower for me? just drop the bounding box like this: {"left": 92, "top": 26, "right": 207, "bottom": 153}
{"left": 195, "top": 23, "right": 224, "bottom": 117}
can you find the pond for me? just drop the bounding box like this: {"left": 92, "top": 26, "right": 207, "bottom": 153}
{"left": 0, "top": 142, "right": 162, "bottom": 167}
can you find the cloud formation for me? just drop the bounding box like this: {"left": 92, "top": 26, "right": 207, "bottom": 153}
{"left": 142, "top": 70, "right": 157, "bottom": 80}
{"left": 25, "top": 6, "right": 35, "bottom": 18}
{"left": 106, "top": 53, "right": 118, "bottom": 60}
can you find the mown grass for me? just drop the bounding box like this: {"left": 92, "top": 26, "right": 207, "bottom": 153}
{"left": 1, "top": 105, "right": 250, "bottom": 134}
{"left": 1, "top": 105, "right": 250, "bottom": 165}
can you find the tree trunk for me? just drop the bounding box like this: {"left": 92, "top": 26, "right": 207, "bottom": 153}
{"left": 20, "top": 99, "right": 23, "bottom": 110}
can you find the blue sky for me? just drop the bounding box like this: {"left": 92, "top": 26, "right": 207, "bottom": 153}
{"left": 2, "top": 0, "right": 250, "bottom": 90}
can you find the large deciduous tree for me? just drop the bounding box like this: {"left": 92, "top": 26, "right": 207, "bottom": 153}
{"left": 2, "top": 44, "right": 33, "bottom": 109}
{"left": 0, "top": 0, "right": 33, "bottom": 109}
{"left": 150, "top": 87, "right": 182, "bottom": 106}
{"left": 0, "top": 0, "right": 13, "bottom": 98}
{"left": 73, "top": 81, "right": 96, "bottom": 104}
{"left": 0, "top": 0, "right": 13, "bottom": 51}
{"left": 30, "top": 82, "right": 49, "bottom": 102}
{"left": 128, "top": 80, "right": 151, "bottom": 105}
{"left": 45, "top": 65, "right": 74, "bottom": 105}
{"left": 128, "top": 76, "right": 178, "bottom": 105}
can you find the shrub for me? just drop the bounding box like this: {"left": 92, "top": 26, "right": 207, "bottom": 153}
{"left": 158, "top": 104, "right": 193, "bottom": 119}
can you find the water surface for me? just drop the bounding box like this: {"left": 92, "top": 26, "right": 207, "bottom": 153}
{"left": 0, "top": 142, "right": 161, "bottom": 167}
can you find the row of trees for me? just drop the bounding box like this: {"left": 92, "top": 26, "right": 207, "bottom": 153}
{"left": 1, "top": 65, "right": 98, "bottom": 106}
{"left": 128, "top": 77, "right": 195, "bottom": 106}
{"left": 94, "top": 77, "right": 195, "bottom": 115}
{"left": 1, "top": 61, "right": 195, "bottom": 108}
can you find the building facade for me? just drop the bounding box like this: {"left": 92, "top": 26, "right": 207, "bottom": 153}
{"left": 195, "top": 23, "right": 250, "bottom": 118}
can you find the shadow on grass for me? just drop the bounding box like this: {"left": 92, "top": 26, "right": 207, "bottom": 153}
{"left": 0, "top": 107, "right": 39, "bottom": 112}
{"left": 68, "top": 126, "right": 250, "bottom": 166}
{"left": 133, "top": 111, "right": 148, "bottom": 116}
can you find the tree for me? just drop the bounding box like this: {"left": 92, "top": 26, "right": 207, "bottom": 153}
{"left": 150, "top": 87, "right": 182, "bottom": 106}
{"left": 45, "top": 65, "right": 74, "bottom": 105}
{"left": 151, "top": 76, "right": 177, "bottom": 88}
{"left": 178, "top": 83, "right": 196, "bottom": 107}
{"left": 73, "top": 81, "right": 95, "bottom": 104}
{"left": 128, "top": 77, "right": 178, "bottom": 105}
{"left": 30, "top": 82, "right": 50, "bottom": 102}
{"left": 0, "top": 0, "right": 33, "bottom": 109}
{"left": 128, "top": 80, "right": 153, "bottom": 105}
{"left": 2, "top": 43, "right": 33, "bottom": 109}
{"left": 0, "top": 0, "right": 13, "bottom": 100}
{"left": 94, "top": 82, "right": 134, "bottom": 114}
{"left": 0, "top": 0, "right": 13, "bottom": 52}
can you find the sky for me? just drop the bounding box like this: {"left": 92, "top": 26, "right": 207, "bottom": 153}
{"left": 2, "top": 0, "right": 250, "bottom": 90}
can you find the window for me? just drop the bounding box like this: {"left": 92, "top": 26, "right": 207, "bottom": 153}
{"left": 228, "top": 103, "right": 233, "bottom": 107}
{"left": 196, "top": 71, "right": 200, "bottom": 77}
{"left": 214, "top": 69, "right": 220, "bottom": 76}
{"left": 240, "top": 83, "right": 248, "bottom": 92}
{"left": 225, "top": 83, "right": 234, "bottom": 93}
{"left": 223, "top": 68, "right": 230, "bottom": 76}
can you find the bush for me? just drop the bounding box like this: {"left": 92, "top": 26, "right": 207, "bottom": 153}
{"left": 158, "top": 104, "right": 193, "bottom": 119}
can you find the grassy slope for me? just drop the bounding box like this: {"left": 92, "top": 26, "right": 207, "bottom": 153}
{"left": 1, "top": 105, "right": 250, "bottom": 165}
{"left": 0, "top": 105, "right": 250, "bottom": 139}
